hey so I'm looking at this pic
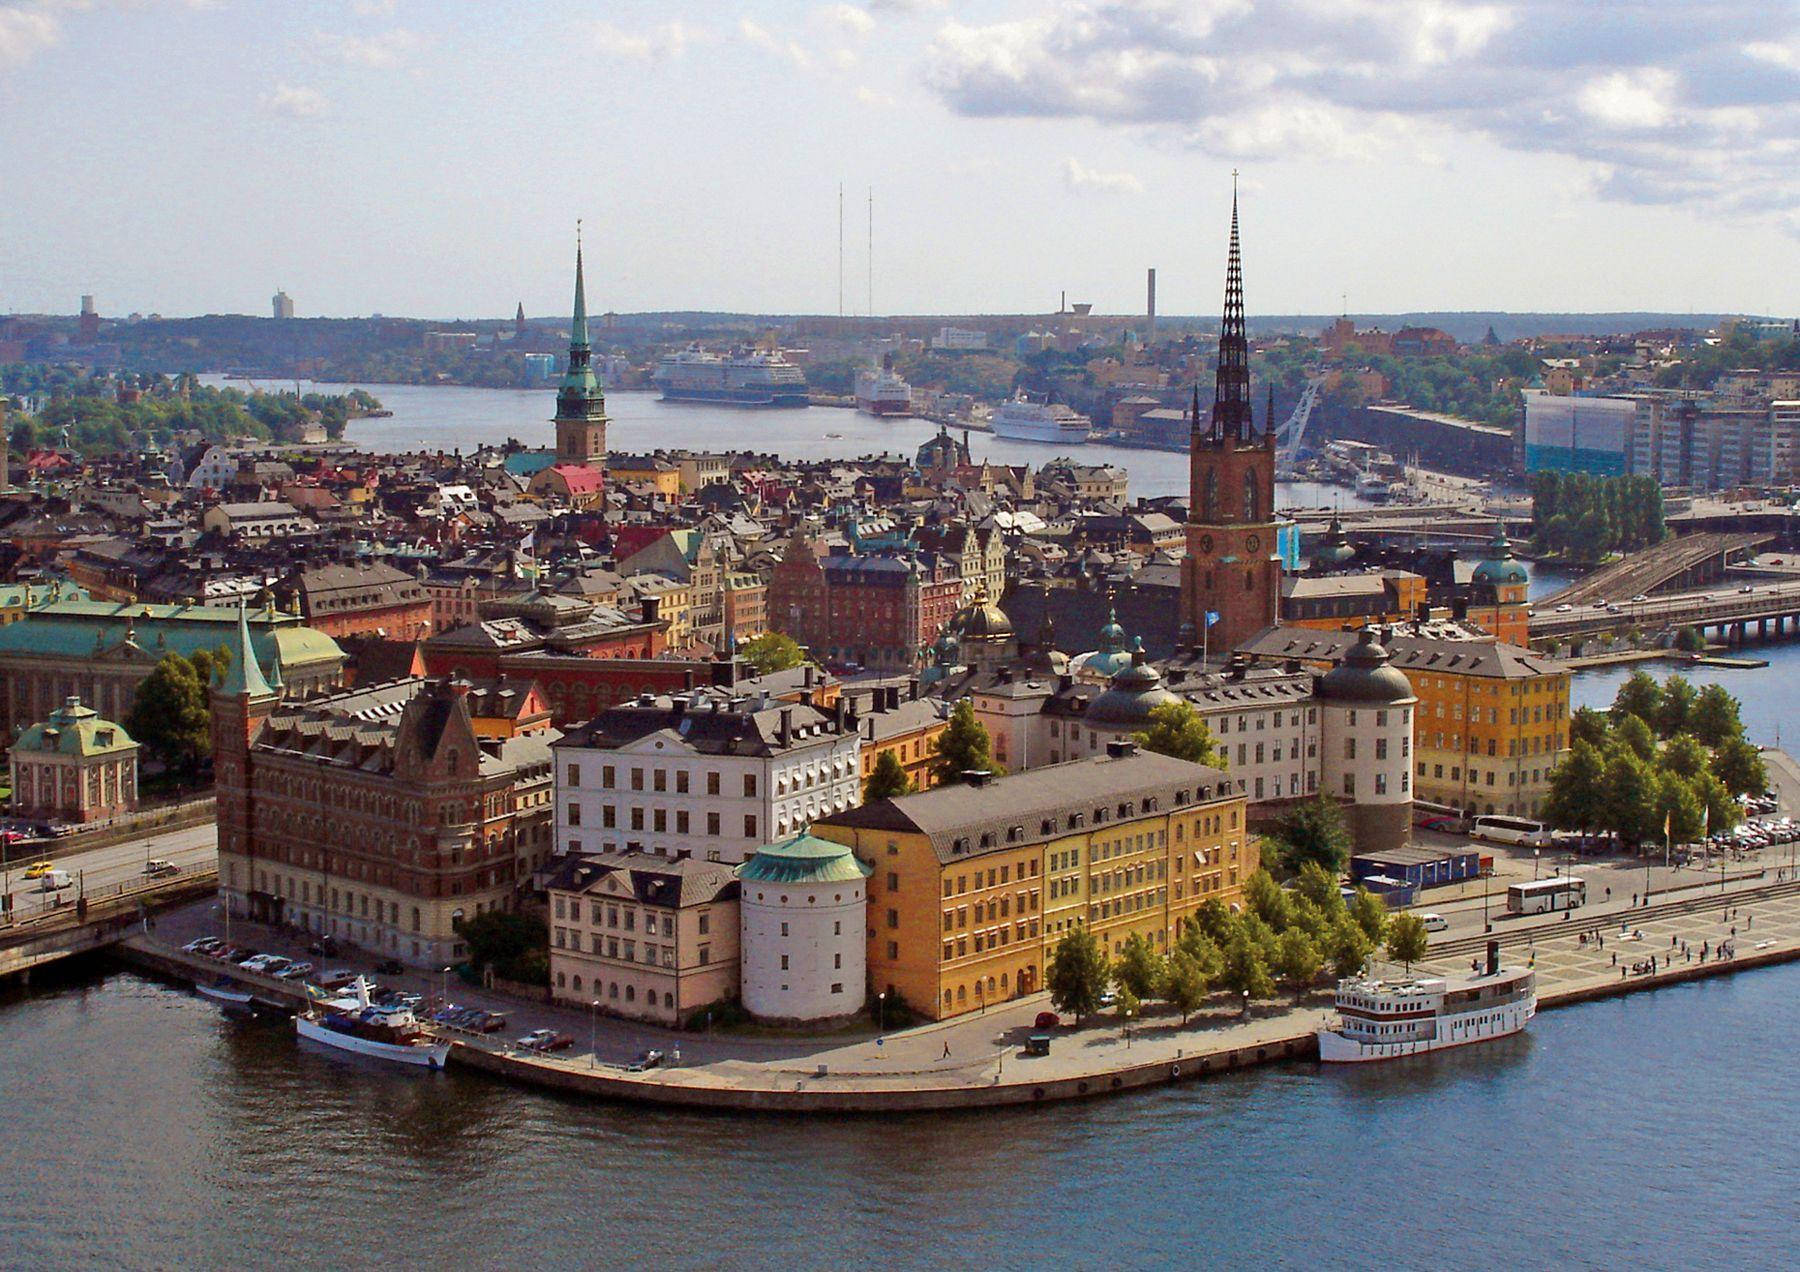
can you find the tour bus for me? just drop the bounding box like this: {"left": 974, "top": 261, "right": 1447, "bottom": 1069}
{"left": 1506, "top": 875, "right": 1588, "bottom": 915}
{"left": 1471, "top": 814, "right": 1554, "bottom": 848}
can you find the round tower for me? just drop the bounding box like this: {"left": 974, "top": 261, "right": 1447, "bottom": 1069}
{"left": 1317, "top": 626, "right": 1415, "bottom": 854}
{"left": 736, "top": 833, "right": 872, "bottom": 1024}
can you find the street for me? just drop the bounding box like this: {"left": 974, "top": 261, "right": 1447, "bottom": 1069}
{"left": 0, "top": 823, "right": 217, "bottom": 920}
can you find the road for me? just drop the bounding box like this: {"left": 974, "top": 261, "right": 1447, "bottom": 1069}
{"left": 0, "top": 823, "right": 217, "bottom": 920}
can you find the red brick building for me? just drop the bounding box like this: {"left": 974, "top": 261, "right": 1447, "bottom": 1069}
{"left": 284, "top": 561, "right": 434, "bottom": 642}
{"left": 767, "top": 533, "right": 961, "bottom": 672}
{"left": 420, "top": 590, "right": 666, "bottom": 682}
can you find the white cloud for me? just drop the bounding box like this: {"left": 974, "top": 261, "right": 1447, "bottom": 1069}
{"left": 1742, "top": 37, "right": 1800, "bottom": 72}
{"left": 261, "top": 82, "right": 327, "bottom": 117}
{"left": 1062, "top": 156, "right": 1143, "bottom": 194}
{"left": 1577, "top": 68, "right": 1676, "bottom": 130}
{"left": 317, "top": 28, "right": 423, "bottom": 69}
{"left": 816, "top": 4, "right": 874, "bottom": 40}
{"left": 856, "top": 84, "right": 897, "bottom": 107}
{"left": 740, "top": 16, "right": 813, "bottom": 69}
{"left": 0, "top": 5, "right": 60, "bottom": 68}
{"left": 581, "top": 19, "right": 710, "bottom": 62}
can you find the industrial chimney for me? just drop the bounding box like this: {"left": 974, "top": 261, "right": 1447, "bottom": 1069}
{"left": 1147, "top": 268, "right": 1157, "bottom": 340}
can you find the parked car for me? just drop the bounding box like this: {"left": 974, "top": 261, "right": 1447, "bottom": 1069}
{"left": 625, "top": 1049, "right": 665, "bottom": 1072}
{"left": 240, "top": 955, "right": 290, "bottom": 975}
{"left": 1034, "top": 1011, "right": 1062, "bottom": 1029}
{"left": 470, "top": 1010, "right": 508, "bottom": 1034}
{"left": 314, "top": 969, "right": 361, "bottom": 989}
{"left": 516, "top": 1029, "right": 574, "bottom": 1052}
{"left": 183, "top": 937, "right": 223, "bottom": 955}
{"left": 277, "top": 961, "right": 315, "bottom": 980}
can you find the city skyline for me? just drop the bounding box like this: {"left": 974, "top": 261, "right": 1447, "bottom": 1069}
{"left": 3, "top": 0, "right": 1798, "bottom": 319}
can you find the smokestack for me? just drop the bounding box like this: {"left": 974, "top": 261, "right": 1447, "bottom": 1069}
{"left": 1486, "top": 940, "right": 1500, "bottom": 977}
{"left": 1147, "top": 268, "right": 1157, "bottom": 340}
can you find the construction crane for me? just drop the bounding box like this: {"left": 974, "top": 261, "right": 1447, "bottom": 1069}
{"left": 1275, "top": 376, "right": 1326, "bottom": 463}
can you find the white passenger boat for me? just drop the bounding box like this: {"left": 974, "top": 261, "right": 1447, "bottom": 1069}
{"left": 1318, "top": 944, "right": 1535, "bottom": 1063}
{"left": 294, "top": 978, "right": 450, "bottom": 1069}
{"left": 989, "top": 395, "right": 1090, "bottom": 444}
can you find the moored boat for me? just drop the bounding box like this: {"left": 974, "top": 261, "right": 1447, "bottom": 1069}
{"left": 990, "top": 395, "right": 1090, "bottom": 444}
{"left": 196, "top": 981, "right": 255, "bottom": 1007}
{"left": 1318, "top": 942, "right": 1535, "bottom": 1063}
{"left": 294, "top": 978, "right": 450, "bottom": 1069}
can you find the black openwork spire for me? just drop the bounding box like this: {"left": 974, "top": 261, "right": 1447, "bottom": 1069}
{"left": 1210, "top": 176, "right": 1253, "bottom": 441}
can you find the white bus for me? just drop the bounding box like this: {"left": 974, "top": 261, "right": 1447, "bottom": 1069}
{"left": 1472, "top": 815, "right": 1554, "bottom": 848}
{"left": 1506, "top": 875, "right": 1587, "bottom": 915}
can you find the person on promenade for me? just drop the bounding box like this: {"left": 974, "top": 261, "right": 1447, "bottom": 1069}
{"left": 942, "top": 1040, "right": 951, "bottom": 1060}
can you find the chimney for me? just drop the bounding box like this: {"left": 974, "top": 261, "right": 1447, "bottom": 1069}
{"left": 779, "top": 708, "right": 793, "bottom": 748}
{"left": 963, "top": 769, "right": 994, "bottom": 787}
{"left": 641, "top": 595, "right": 661, "bottom": 625}
{"left": 885, "top": 684, "right": 900, "bottom": 712}
{"left": 804, "top": 664, "right": 816, "bottom": 688}
{"left": 1105, "top": 739, "right": 1139, "bottom": 759}
{"left": 1486, "top": 939, "right": 1500, "bottom": 977}
{"left": 834, "top": 696, "right": 848, "bottom": 732}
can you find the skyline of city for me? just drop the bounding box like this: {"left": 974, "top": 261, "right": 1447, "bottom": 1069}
{"left": 2, "top": 0, "right": 1798, "bottom": 319}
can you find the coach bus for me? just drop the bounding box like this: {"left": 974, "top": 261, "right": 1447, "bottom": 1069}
{"left": 1471, "top": 814, "right": 1554, "bottom": 848}
{"left": 1506, "top": 875, "right": 1588, "bottom": 915}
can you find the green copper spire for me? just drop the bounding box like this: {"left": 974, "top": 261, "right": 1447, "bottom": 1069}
{"left": 569, "top": 223, "right": 589, "bottom": 352}
{"left": 557, "top": 223, "right": 604, "bottom": 424}
{"left": 219, "top": 601, "right": 273, "bottom": 698}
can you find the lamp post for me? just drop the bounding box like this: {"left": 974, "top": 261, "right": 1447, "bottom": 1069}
{"left": 876, "top": 990, "right": 887, "bottom": 1039}
{"left": 589, "top": 999, "right": 600, "bottom": 1070}
{"left": 1125, "top": 1006, "right": 1134, "bottom": 1050}
{"left": 1241, "top": 989, "right": 1251, "bottom": 1019}
{"left": 439, "top": 965, "right": 451, "bottom": 1008}
{"left": 1533, "top": 847, "right": 1541, "bottom": 881}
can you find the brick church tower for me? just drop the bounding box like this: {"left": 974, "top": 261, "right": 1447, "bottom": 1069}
{"left": 210, "top": 603, "right": 278, "bottom": 920}
{"left": 1180, "top": 184, "right": 1279, "bottom": 659}
{"left": 554, "top": 231, "right": 608, "bottom": 468}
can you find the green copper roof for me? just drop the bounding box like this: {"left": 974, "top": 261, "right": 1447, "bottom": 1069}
{"left": 15, "top": 697, "right": 136, "bottom": 758}
{"left": 736, "top": 833, "right": 873, "bottom": 885}
{"left": 569, "top": 240, "right": 590, "bottom": 350}
{"left": 0, "top": 600, "right": 342, "bottom": 676}
{"left": 557, "top": 238, "right": 605, "bottom": 412}
{"left": 219, "top": 603, "right": 273, "bottom": 698}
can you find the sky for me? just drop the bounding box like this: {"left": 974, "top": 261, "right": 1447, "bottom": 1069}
{"left": 2, "top": 0, "right": 1798, "bottom": 321}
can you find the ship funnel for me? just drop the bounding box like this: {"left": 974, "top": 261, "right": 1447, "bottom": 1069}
{"left": 1486, "top": 940, "right": 1500, "bottom": 977}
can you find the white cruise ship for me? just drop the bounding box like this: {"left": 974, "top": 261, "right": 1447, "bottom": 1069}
{"left": 654, "top": 345, "right": 809, "bottom": 407}
{"left": 989, "top": 395, "right": 1090, "bottom": 444}
{"left": 856, "top": 357, "right": 912, "bottom": 416}
{"left": 1318, "top": 945, "right": 1535, "bottom": 1063}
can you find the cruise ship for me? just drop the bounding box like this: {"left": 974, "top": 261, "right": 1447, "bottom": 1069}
{"left": 1317, "top": 943, "right": 1535, "bottom": 1063}
{"left": 654, "top": 345, "right": 809, "bottom": 407}
{"left": 989, "top": 395, "right": 1090, "bottom": 444}
{"left": 855, "top": 357, "right": 912, "bottom": 416}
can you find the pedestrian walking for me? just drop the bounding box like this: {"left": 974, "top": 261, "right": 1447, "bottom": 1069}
{"left": 942, "top": 1040, "right": 952, "bottom": 1059}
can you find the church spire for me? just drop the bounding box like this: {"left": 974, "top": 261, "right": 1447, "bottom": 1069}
{"left": 219, "top": 602, "right": 273, "bottom": 699}
{"left": 569, "top": 224, "right": 590, "bottom": 353}
{"left": 1210, "top": 175, "right": 1253, "bottom": 442}
{"left": 555, "top": 222, "right": 609, "bottom": 466}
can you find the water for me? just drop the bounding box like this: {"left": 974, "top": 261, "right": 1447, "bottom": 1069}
{"left": 202, "top": 377, "right": 1369, "bottom": 509}
{"left": 2, "top": 962, "right": 1794, "bottom": 1270}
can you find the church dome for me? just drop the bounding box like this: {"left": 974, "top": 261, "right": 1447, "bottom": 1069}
{"left": 1076, "top": 607, "right": 1133, "bottom": 681}
{"left": 1086, "top": 639, "right": 1179, "bottom": 726}
{"left": 1313, "top": 514, "right": 1357, "bottom": 568}
{"left": 1318, "top": 627, "right": 1415, "bottom": 705}
{"left": 956, "top": 589, "right": 1014, "bottom": 640}
{"left": 1472, "top": 525, "right": 1529, "bottom": 585}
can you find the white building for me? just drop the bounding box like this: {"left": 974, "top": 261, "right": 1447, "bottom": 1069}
{"left": 553, "top": 692, "right": 862, "bottom": 865}
{"left": 736, "top": 832, "right": 871, "bottom": 1023}
{"left": 1315, "top": 627, "right": 1415, "bottom": 852}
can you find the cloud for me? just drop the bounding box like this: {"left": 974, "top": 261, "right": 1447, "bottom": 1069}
{"left": 1063, "top": 156, "right": 1143, "bottom": 194}
{"left": 856, "top": 84, "right": 897, "bottom": 107}
{"left": 581, "top": 19, "right": 710, "bottom": 62}
{"left": 740, "top": 16, "right": 813, "bottom": 69}
{"left": 317, "top": 28, "right": 422, "bottom": 69}
{"left": 261, "top": 82, "right": 327, "bottom": 117}
{"left": 923, "top": 0, "right": 1800, "bottom": 227}
{"left": 0, "top": 5, "right": 61, "bottom": 68}
{"left": 816, "top": 4, "right": 874, "bottom": 40}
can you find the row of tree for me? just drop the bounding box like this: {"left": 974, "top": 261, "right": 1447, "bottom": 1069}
{"left": 1544, "top": 673, "right": 1764, "bottom": 846}
{"left": 1046, "top": 865, "right": 1431, "bottom": 1022}
{"left": 1529, "top": 471, "right": 1665, "bottom": 562}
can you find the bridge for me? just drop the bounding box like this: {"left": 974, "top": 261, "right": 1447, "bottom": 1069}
{"left": 1285, "top": 504, "right": 1531, "bottom": 546}
{"left": 0, "top": 869, "right": 218, "bottom": 982}
{"left": 1528, "top": 577, "right": 1800, "bottom": 648}
{"left": 1540, "top": 532, "right": 1775, "bottom": 608}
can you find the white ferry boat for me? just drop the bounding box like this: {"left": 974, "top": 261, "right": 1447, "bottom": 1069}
{"left": 654, "top": 345, "right": 809, "bottom": 407}
{"left": 294, "top": 978, "right": 450, "bottom": 1069}
{"left": 990, "top": 395, "right": 1090, "bottom": 444}
{"left": 856, "top": 357, "right": 912, "bottom": 416}
{"left": 1318, "top": 944, "right": 1534, "bottom": 1063}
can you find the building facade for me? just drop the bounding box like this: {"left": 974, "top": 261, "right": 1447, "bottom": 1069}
{"left": 736, "top": 832, "right": 871, "bottom": 1023}
{"left": 9, "top": 696, "right": 138, "bottom": 824}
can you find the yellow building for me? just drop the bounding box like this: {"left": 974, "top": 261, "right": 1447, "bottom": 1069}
{"left": 1242, "top": 624, "right": 1570, "bottom": 819}
{"left": 812, "top": 747, "right": 1251, "bottom": 1021}
{"left": 608, "top": 454, "right": 682, "bottom": 497}
{"left": 849, "top": 688, "right": 948, "bottom": 795}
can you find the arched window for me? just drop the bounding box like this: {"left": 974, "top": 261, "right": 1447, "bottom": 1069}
{"left": 1243, "top": 469, "right": 1259, "bottom": 521}
{"left": 1202, "top": 470, "right": 1218, "bottom": 521}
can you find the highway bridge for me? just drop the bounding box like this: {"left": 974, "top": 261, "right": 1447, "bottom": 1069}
{"left": 1541, "top": 532, "right": 1776, "bottom": 608}
{"left": 1529, "top": 577, "right": 1800, "bottom": 648}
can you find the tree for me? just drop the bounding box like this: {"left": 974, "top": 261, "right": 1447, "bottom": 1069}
{"left": 1132, "top": 700, "right": 1224, "bottom": 767}
{"left": 1292, "top": 860, "right": 1344, "bottom": 914}
{"left": 1325, "top": 915, "right": 1374, "bottom": 979}
{"left": 1273, "top": 927, "right": 1324, "bottom": 998}
{"left": 928, "top": 699, "right": 1003, "bottom": 786}
{"left": 1658, "top": 675, "right": 1698, "bottom": 738}
{"left": 862, "top": 749, "right": 913, "bottom": 802}
{"left": 1164, "top": 949, "right": 1211, "bottom": 1022}
{"left": 1218, "top": 932, "right": 1275, "bottom": 1002}
{"left": 1712, "top": 735, "right": 1767, "bottom": 798}
{"left": 1271, "top": 794, "right": 1353, "bottom": 876}
{"left": 126, "top": 651, "right": 212, "bottom": 777}
{"left": 1662, "top": 734, "right": 1709, "bottom": 780}
{"left": 739, "top": 632, "right": 807, "bottom": 675}
{"left": 1243, "top": 869, "right": 1292, "bottom": 932}
{"left": 1046, "top": 926, "right": 1111, "bottom": 1019}
{"left": 1543, "top": 740, "right": 1608, "bottom": 832}
{"left": 455, "top": 910, "right": 549, "bottom": 985}
{"left": 1113, "top": 932, "right": 1164, "bottom": 1002}
{"left": 1691, "top": 770, "right": 1739, "bottom": 834}
{"left": 1654, "top": 769, "right": 1705, "bottom": 846}
{"left": 1673, "top": 625, "right": 1706, "bottom": 653}
{"left": 1114, "top": 986, "right": 1142, "bottom": 1026}
{"left": 1611, "top": 671, "right": 1663, "bottom": 727}
{"left": 1690, "top": 684, "right": 1744, "bottom": 748}
{"left": 1347, "top": 888, "right": 1389, "bottom": 944}
{"left": 1600, "top": 747, "right": 1660, "bottom": 847}
{"left": 1186, "top": 897, "right": 1237, "bottom": 947}
{"left": 1386, "top": 913, "right": 1429, "bottom": 972}
{"left": 1615, "top": 714, "right": 1658, "bottom": 763}
{"left": 1569, "top": 706, "right": 1611, "bottom": 751}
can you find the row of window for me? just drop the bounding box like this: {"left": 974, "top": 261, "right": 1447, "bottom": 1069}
{"left": 555, "top": 973, "right": 680, "bottom": 1009}
{"left": 552, "top": 894, "right": 689, "bottom": 936}
{"left": 938, "top": 859, "right": 1040, "bottom": 898}
{"left": 569, "top": 805, "right": 759, "bottom": 839}
{"left": 1341, "top": 771, "right": 1408, "bottom": 796}
{"left": 942, "top": 891, "right": 1041, "bottom": 931}
{"left": 1418, "top": 763, "right": 1549, "bottom": 788}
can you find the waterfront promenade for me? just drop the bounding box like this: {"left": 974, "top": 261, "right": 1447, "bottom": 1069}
{"left": 125, "top": 871, "right": 1800, "bottom": 1113}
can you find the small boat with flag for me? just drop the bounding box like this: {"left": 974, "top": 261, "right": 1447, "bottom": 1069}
{"left": 295, "top": 977, "right": 450, "bottom": 1069}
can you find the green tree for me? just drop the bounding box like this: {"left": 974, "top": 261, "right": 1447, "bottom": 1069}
{"left": 1611, "top": 671, "right": 1663, "bottom": 727}
{"left": 1046, "top": 925, "right": 1111, "bottom": 1019}
{"left": 1543, "top": 739, "right": 1608, "bottom": 832}
{"left": 1690, "top": 684, "right": 1744, "bottom": 747}
{"left": 1386, "top": 913, "right": 1430, "bottom": 972}
{"left": 454, "top": 911, "right": 549, "bottom": 985}
{"left": 1273, "top": 927, "right": 1324, "bottom": 998}
{"left": 1615, "top": 713, "right": 1659, "bottom": 763}
{"left": 1347, "top": 888, "right": 1389, "bottom": 944}
{"left": 1292, "top": 860, "right": 1345, "bottom": 914}
{"left": 125, "top": 651, "right": 212, "bottom": 777}
{"left": 1132, "top": 700, "right": 1224, "bottom": 767}
{"left": 1186, "top": 897, "right": 1237, "bottom": 947}
{"left": 1569, "top": 706, "right": 1611, "bottom": 750}
{"left": 1325, "top": 915, "right": 1375, "bottom": 979}
{"left": 1661, "top": 734, "right": 1709, "bottom": 780}
{"left": 928, "top": 699, "right": 1003, "bottom": 786}
{"left": 1654, "top": 769, "right": 1705, "bottom": 846}
{"left": 1601, "top": 747, "right": 1660, "bottom": 846}
{"left": 1114, "top": 986, "right": 1142, "bottom": 1026}
{"left": 1219, "top": 932, "right": 1275, "bottom": 1002}
{"left": 1113, "top": 931, "right": 1164, "bottom": 1002}
{"left": 1271, "top": 794, "right": 1353, "bottom": 877}
{"left": 1712, "top": 735, "right": 1767, "bottom": 797}
{"left": 1691, "top": 770, "right": 1739, "bottom": 834}
{"left": 1243, "top": 869, "right": 1292, "bottom": 932}
{"left": 1658, "top": 675, "right": 1698, "bottom": 738}
{"left": 862, "top": 749, "right": 914, "bottom": 802}
{"left": 1673, "top": 626, "right": 1706, "bottom": 653}
{"left": 1163, "top": 948, "right": 1211, "bottom": 1022}
{"left": 739, "top": 632, "right": 807, "bottom": 675}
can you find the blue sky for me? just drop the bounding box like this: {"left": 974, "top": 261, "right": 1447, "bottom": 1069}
{"left": 3, "top": 0, "right": 1797, "bottom": 319}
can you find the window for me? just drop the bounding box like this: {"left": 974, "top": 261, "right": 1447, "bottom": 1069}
{"left": 676, "top": 811, "right": 689, "bottom": 834}
{"left": 744, "top": 774, "right": 757, "bottom": 797}
{"left": 707, "top": 812, "right": 720, "bottom": 835}
{"left": 653, "top": 769, "right": 667, "bottom": 792}
{"left": 744, "top": 815, "right": 757, "bottom": 838}
{"left": 698, "top": 913, "right": 710, "bottom": 935}
{"left": 567, "top": 804, "right": 581, "bottom": 826}
{"left": 566, "top": 764, "right": 580, "bottom": 787}
{"left": 631, "top": 768, "right": 644, "bottom": 791}
{"left": 603, "top": 765, "right": 615, "bottom": 788}
{"left": 602, "top": 805, "right": 616, "bottom": 829}
{"left": 676, "top": 771, "right": 689, "bottom": 794}
{"left": 707, "top": 772, "right": 721, "bottom": 796}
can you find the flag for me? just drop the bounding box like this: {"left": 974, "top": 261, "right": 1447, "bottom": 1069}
{"left": 521, "top": 529, "right": 535, "bottom": 554}
{"left": 1663, "top": 809, "right": 1671, "bottom": 838}
{"left": 1702, "top": 805, "right": 1709, "bottom": 836}
{"left": 1205, "top": 610, "right": 1221, "bottom": 628}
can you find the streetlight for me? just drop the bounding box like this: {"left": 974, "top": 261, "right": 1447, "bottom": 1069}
{"left": 1533, "top": 847, "right": 1541, "bottom": 882}
{"left": 589, "top": 999, "right": 600, "bottom": 1070}
{"left": 439, "top": 965, "right": 452, "bottom": 1008}
{"left": 876, "top": 990, "right": 887, "bottom": 1038}
{"left": 1241, "top": 989, "right": 1251, "bottom": 1018}
{"left": 1124, "top": 1006, "right": 1134, "bottom": 1050}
